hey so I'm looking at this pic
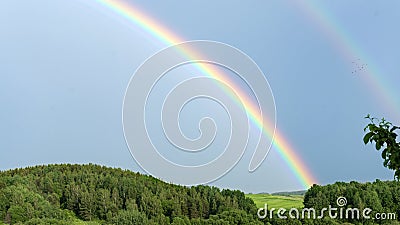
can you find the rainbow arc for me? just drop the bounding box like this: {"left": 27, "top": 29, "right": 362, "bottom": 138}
{"left": 94, "top": 0, "right": 318, "bottom": 188}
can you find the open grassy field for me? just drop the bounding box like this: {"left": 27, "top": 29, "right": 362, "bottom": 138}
{"left": 246, "top": 194, "right": 304, "bottom": 209}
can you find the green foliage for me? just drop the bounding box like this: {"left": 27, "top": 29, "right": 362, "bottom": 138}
{"left": 0, "top": 164, "right": 260, "bottom": 224}
{"left": 111, "top": 210, "right": 148, "bottom": 225}
{"left": 363, "top": 115, "right": 400, "bottom": 179}
{"left": 4, "top": 164, "right": 398, "bottom": 224}
{"left": 304, "top": 180, "right": 400, "bottom": 224}
{"left": 209, "top": 209, "right": 263, "bottom": 224}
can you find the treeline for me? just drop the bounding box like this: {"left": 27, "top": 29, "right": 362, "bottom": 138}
{"left": 2, "top": 164, "right": 400, "bottom": 225}
{"left": 301, "top": 180, "right": 400, "bottom": 225}
{"left": 0, "top": 164, "right": 261, "bottom": 224}
{"left": 272, "top": 190, "right": 306, "bottom": 196}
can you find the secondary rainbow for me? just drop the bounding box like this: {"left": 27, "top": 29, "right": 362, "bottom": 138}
{"left": 296, "top": 1, "right": 400, "bottom": 122}
{"left": 94, "top": 0, "right": 318, "bottom": 188}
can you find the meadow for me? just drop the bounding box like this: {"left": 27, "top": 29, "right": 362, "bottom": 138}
{"left": 246, "top": 193, "right": 304, "bottom": 209}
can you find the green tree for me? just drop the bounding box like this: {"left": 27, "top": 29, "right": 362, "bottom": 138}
{"left": 171, "top": 216, "right": 191, "bottom": 225}
{"left": 7, "top": 205, "right": 30, "bottom": 224}
{"left": 111, "top": 210, "right": 149, "bottom": 225}
{"left": 363, "top": 114, "right": 400, "bottom": 179}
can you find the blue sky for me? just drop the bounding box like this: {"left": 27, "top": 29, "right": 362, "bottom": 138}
{"left": 1, "top": 0, "right": 399, "bottom": 193}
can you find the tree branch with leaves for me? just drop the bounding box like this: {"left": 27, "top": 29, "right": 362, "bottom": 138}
{"left": 363, "top": 114, "right": 400, "bottom": 180}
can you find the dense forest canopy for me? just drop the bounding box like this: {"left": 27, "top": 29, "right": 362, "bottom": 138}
{"left": 1, "top": 164, "right": 399, "bottom": 225}
{"left": 303, "top": 180, "right": 400, "bottom": 225}
{"left": 0, "top": 164, "right": 261, "bottom": 224}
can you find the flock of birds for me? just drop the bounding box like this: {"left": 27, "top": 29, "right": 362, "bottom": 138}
{"left": 351, "top": 58, "right": 368, "bottom": 74}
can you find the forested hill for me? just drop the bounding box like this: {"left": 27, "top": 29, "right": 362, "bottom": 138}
{"left": 0, "top": 164, "right": 261, "bottom": 225}
{"left": 304, "top": 180, "right": 400, "bottom": 222}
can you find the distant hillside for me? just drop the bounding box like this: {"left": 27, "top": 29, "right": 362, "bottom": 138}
{"left": 0, "top": 164, "right": 261, "bottom": 224}
{"left": 272, "top": 190, "right": 306, "bottom": 196}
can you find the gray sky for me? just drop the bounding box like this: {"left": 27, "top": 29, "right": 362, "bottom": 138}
{"left": 1, "top": 0, "right": 400, "bottom": 193}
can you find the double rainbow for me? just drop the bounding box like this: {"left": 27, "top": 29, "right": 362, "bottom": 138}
{"left": 94, "top": 0, "right": 318, "bottom": 188}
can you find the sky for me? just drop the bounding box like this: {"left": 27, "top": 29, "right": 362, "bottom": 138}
{"left": 1, "top": 0, "right": 400, "bottom": 193}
